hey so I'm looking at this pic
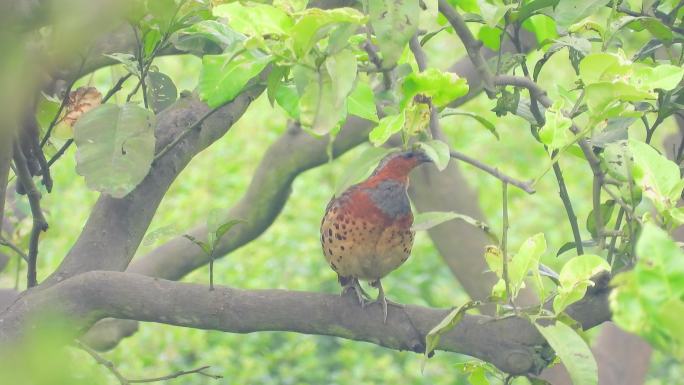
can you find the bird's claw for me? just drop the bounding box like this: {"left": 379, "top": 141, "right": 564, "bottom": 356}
{"left": 341, "top": 278, "right": 370, "bottom": 307}
{"left": 369, "top": 280, "right": 403, "bottom": 323}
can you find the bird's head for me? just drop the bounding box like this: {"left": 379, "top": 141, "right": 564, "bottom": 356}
{"left": 368, "top": 150, "right": 433, "bottom": 182}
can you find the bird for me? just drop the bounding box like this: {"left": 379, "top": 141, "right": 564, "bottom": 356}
{"left": 320, "top": 150, "right": 432, "bottom": 322}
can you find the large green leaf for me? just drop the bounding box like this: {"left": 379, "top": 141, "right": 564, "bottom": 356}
{"left": 347, "top": 80, "right": 378, "bottom": 122}
{"left": 584, "top": 82, "right": 655, "bottom": 118}
{"left": 199, "top": 51, "right": 272, "bottom": 108}
{"left": 74, "top": 104, "right": 156, "bottom": 198}
{"left": 554, "top": 0, "right": 611, "bottom": 27}
{"left": 553, "top": 254, "right": 610, "bottom": 314}
{"left": 325, "top": 49, "right": 357, "bottom": 109}
{"left": 629, "top": 139, "right": 684, "bottom": 213}
{"left": 291, "top": 7, "right": 366, "bottom": 57}
{"left": 440, "top": 108, "right": 498, "bottom": 139}
{"left": 538, "top": 102, "right": 573, "bottom": 152}
{"left": 213, "top": 2, "right": 293, "bottom": 36}
{"left": 369, "top": 113, "right": 405, "bottom": 146}
{"left": 173, "top": 20, "right": 246, "bottom": 55}
{"left": 509, "top": 233, "right": 546, "bottom": 298}
{"left": 611, "top": 224, "right": 684, "bottom": 359}
{"left": 535, "top": 321, "right": 598, "bottom": 385}
{"left": 369, "top": 0, "right": 420, "bottom": 68}
{"left": 401, "top": 68, "right": 469, "bottom": 107}
{"left": 298, "top": 58, "right": 351, "bottom": 136}
{"left": 274, "top": 82, "right": 300, "bottom": 119}
{"left": 146, "top": 71, "right": 178, "bottom": 113}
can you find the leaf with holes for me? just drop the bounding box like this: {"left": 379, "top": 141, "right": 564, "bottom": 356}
{"left": 146, "top": 71, "right": 177, "bottom": 113}
{"left": 74, "top": 104, "right": 155, "bottom": 198}
{"left": 369, "top": 0, "right": 420, "bottom": 68}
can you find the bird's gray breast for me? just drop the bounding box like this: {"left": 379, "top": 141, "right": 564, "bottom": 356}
{"left": 366, "top": 180, "right": 410, "bottom": 217}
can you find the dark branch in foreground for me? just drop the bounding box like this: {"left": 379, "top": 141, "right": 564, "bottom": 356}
{"left": 0, "top": 271, "right": 611, "bottom": 375}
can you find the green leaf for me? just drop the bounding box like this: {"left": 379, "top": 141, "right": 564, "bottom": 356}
{"left": 553, "top": 254, "right": 610, "bottom": 314}
{"left": 423, "top": 300, "right": 481, "bottom": 370}
{"left": 199, "top": 51, "right": 271, "bottom": 108}
{"left": 601, "top": 140, "right": 632, "bottom": 182}
{"left": 578, "top": 52, "right": 622, "bottom": 85}
{"left": 213, "top": 219, "right": 245, "bottom": 249}
{"left": 173, "top": 20, "right": 245, "bottom": 55}
{"left": 516, "top": 0, "right": 560, "bottom": 21}
{"left": 468, "top": 366, "right": 490, "bottom": 385}
{"left": 611, "top": 224, "right": 684, "bottom": 360}
{"left": 417, "top": 140, "right": 450, "bottom": 171}
{"left": 535, "top": 321, "right": 598, "bottom": 385}
{"left": 183, "top": 234, "right": 212, "bottom": 256}
{"left": 478, "top": 2, "right": 514, "bottom": 27}
{"left": 266, "top": 65, "right": 287, "bottom": 106}
{"left": 104, "top": 53, "right": 140, "bottom": 77}
{"left": 325, "top": 49, "right": 357, "bottom": 108}
{"left": 274, "top": 83, "right": 300, "bottom": 119}
{"left": 586, "top": 200, "right": 616, "bottom": 239}
{"left": 629, "top": 139, "right": 683, "bottom": 212}
{"left": 482, "top": 247, "right": 504, "bottom": 284}
{"left": 440, "top": 109, "right": 498, "bottom": 139}
{"left": 585, "top": 82, "right": 655, "bottom": 118}
{"left": 538, "top": 102, "right": 573, "bottom": 152}
{"left": 478, "top": 25, "right": 502, "bottom": 51}
{"left": 369, "top": 0, "right": 420, "bottom": 68}
{"left": 522, "top": 14, "right": 559, "bottom": 45}
{"left": 633, "top": 64, "right": 684, "bottom": 91}
{"left": 146, "top": 71, "right": 177, "bottom": 113}
{"left": 73, "top": 104, "right": 155, "bottom": 198}
{"left": 509, "top": 233, "right": 546, "bottom": 298}
{"left": 412, "top": 211, "right": 492, "bottom": 235}
{"left": 291, "top": 7, "right": 366, "bottom": 57}
{"left": 335, "top": 147, "right": 395, "bottom": 195}
{"left": 347, "top": 81, "right": 378, "bottom": 122}
{"left": 213, "top": 2, "right": 293, "bottom": 36}
{"left": 298, "top": 68, "right": 345, "bottom": 135}
{"left": 401, "top": 68, "right": 469, "bottom": 107}
{"left": 554, "top": 0, "right": 611, "bottom": 27}
{"left": 369, "top": 113, "right": 405, "bottom": 146}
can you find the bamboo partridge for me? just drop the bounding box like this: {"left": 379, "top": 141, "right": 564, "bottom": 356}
{"left": 320, "top": 150, "right": 432, "bottom": 322}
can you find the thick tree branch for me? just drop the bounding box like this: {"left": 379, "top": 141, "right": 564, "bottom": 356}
{"left": 0, "top": 270, "right": 610, "bottom": 375}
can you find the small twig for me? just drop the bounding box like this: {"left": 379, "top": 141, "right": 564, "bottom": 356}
{"left": 438, "top": 0, "right": 495, "bottom": 96}
{"left": 75, "top": 340, "right": 222, "bottom": 385}
{"left": 501, "top": 182, "right": 516, "bottom": 314}
{"left": 0, "top": 237, "right": 29, "bottom": 262}
{"left": 551, "top": 160, "right": 584, "bottom": 255}
{"left": 46, "top": 139, "right": 74, "bottom": 168}
{"left": 450, "top": 151, "right": 535, "bottom": 194}
{"left": 128, "top": 26, "right": 149, "bottom": 107}
{"left": 12, "top": 142, "right": 48, "bottom": 288}
{"left": 102, "top": 73, "right": 134, "bottom": 104}
{"left": 129, "top": 366, "right": 222, "bottom": 383}
{"left": 362, "top": 41, "right": 392, "bottom": 91}
{"left": 75, "top": 340, "right": 130, "bottom": 385}
{"left": 153, "top": 108, "right": 219, "bottom": 162}
{"left": 593, "top": 174, "right": 605, "bottom": 249}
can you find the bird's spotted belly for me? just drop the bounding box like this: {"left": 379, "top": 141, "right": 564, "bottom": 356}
{"left": 321, "top": 208, "right": 414, "bottom": 280}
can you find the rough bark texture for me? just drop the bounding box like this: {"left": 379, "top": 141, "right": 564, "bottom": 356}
{"left": 0, "top": 270, "right": 610, "bottom": 375}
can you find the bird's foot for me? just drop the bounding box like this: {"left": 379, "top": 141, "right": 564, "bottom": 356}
{"left": 369, "top": 280, "right": 404, "bottom": 323}
{"left": 341, "top": 278, "right": 371, "bottom": 307}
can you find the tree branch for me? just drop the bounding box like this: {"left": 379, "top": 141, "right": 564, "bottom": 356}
{"left": 0, "top": 270, "right": 611, "bottom": 375}
{"left": 450, "top": 151, "right": 535, "bottom": 194}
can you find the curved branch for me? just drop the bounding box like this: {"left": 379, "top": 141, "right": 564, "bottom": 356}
{"left": 0, "top": 270, "right": 611, "bottom": 375}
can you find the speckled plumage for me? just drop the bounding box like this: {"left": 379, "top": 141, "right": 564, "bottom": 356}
{"left": 320, "top": 150, "right": 431, "bottom": 321}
